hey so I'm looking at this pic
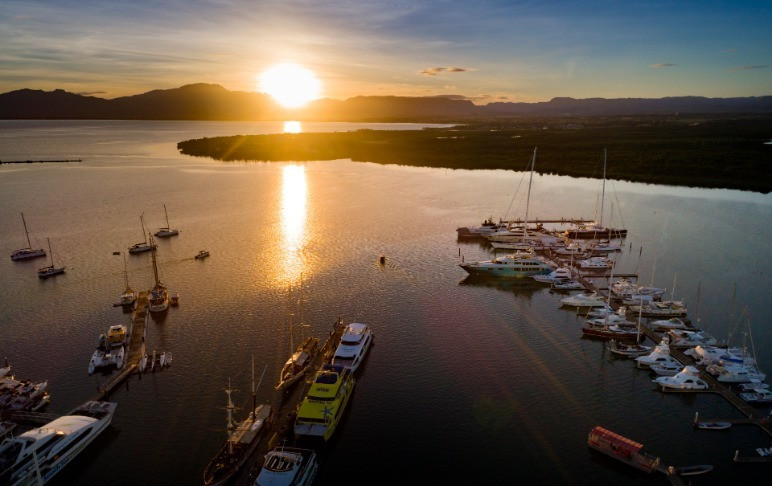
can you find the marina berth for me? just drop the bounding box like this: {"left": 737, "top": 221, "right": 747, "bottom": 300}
{"left": 254, "top": 446, "right": 319, "bottom": 486}
{"left": 459, "top": 252, "right": 553, "bottom": 278}
{"left": 294, "top": 363, "right": 356, "bottom": 442}
{"left": 0, "top": 401, "right": 117, "bottom": 485}
{"left": 653, "top": 366, "right": 709, "bottom": 391}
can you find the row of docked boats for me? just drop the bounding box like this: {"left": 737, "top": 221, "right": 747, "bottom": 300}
{"left": 0, "top": 363, "right": 50, "bottom": 414}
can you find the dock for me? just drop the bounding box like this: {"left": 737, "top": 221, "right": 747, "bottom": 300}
{"left": 0, "top": 159, "right": 82, "bottom": 164}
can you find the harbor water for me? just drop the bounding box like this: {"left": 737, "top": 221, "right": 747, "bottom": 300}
{"left": 0, "top": 120, "right": 770, "bottom": 485}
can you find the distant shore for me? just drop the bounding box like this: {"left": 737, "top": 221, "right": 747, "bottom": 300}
{"left": 177, "top": 115, "right": 772, "bottom": 193}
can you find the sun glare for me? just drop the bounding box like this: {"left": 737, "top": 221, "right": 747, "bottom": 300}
{"left": 259, "top": 63, "right": 321, "bottom": 109}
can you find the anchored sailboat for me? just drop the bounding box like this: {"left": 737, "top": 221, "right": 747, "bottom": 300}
{"left": 154, "top": 204, "right": 179, "bottom": 237}
{"left": 119, "top": 253, "right": 137, "bottom": 306}
{"left": 11, "top": 213, "right": 46, "bottom": 261}
{"left": 128, "top": 214, "right": 156, "bottom": 254}
{"left": 147, "top": 236, "right": 169, "bottom": 313}
{"left": 37, "top": 238, "right": 65, "bottom": 278}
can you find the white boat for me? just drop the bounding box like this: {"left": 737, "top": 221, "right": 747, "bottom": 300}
{"left": 653, "top": 366, "right": 709, "bottom": 391}
{"left": 738, "top": 380, "right": 768, "bottom": 392}
{"left": 629, "top": 300, "right": 687, "bottom": 317}
{"left": 586, "top": 239, "right": 622, "bottom": 253}
{"left": 685, "top": 345, "right": 756, "bottom": 366}
{"left": 254, "top": 446, "right": 319, "bottom": 486}
{"left": 10, "top": 213, "right": 46, "bottom": 261}
{"left": 693, "top": 412, "right": 732, "bottom": 430}
{"left": 332, "top": 321, "right": 373, "bottom": 374}
{"left": 553, "top": 241, "right": 587, "bottom": 256}
{"left": 707, "top": 363, "right": 766, "bottom": 383}
{"left": 552, "top": 279, "right": 583, "bottom": 290}
{"left": 532, "top": 266, "right": 573, "bottom": 283}
{"left": 0, "top": 401, "right": 117, "bottom": 485}
{"left": 119, "top": 253, "right": 137, "bottom": 307}
{"left": 456, "top": 218, "right": 508, "bottom": 238}
{"left": 88, "top": 325, "right": 128, "bottom": 374}
{"left": 576, "top": 256, "right": 614, "bottom": 270}
{"left": 154, "top": 204, "right": 179, "bottom": 237}
{"left": 147, "top": 238, "right": 169, "bottom": 313}
{"left": 560, "top": 292, "right": 607, "bottom": 308}
{"left": 460, "top": 251, "right": 553, "bottom": 278}
{"left": 635, "top": 339, "right": 681, "bottom": 369}
{"left": 738, "top": 388, "right": 772, "bottom": 404}
{"left": 37, "top": 238, "right": 65, "bottom": 278}
{"left": 128, "top": 214, "right": 156, "bottom": 254}
{"left": 649, "top": 361, "right": 684, "bottom": 376}
{"left": 650, "top": 317, "right": 689, "bottom": 331}
{"left": 668, "top": 329, "right": 716, "bottom": 348}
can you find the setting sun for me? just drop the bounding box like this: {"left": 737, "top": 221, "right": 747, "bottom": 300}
{"left": 259, "top": 63, "right": 321, "bottom": 109}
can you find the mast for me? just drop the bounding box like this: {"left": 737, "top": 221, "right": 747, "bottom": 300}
{"left": 251, "top": 354, "right": 256, "bottom": 419}
{"left": 670, "top": 273, "right": 676, "bottom": 301}
{"left": 21, "top": 213, "right": 32, "bottom": 248}
{"left": 150, "top": 235, "right": 161, "bottom": 286}
{"left": 140, "top": 214, "right": 147, "bottom": 244}
{"left": 164, "top": 204, "right": 170, "bottom": 229}
{"left": 524, "top": 148, "right": 536, "bottom": 236}
{"left": 600, "top": 148, "right": 607, "bottom": 227}
{"left": 122, "top": 253, "right": 130, "bottom": 289}
{"left": 46, "top": 238, "right": 54, "bottom": 267}
{"left": 225, "top": 379, "right": 236, "bottom": 455}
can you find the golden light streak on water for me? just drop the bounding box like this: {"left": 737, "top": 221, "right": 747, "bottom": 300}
{"left": 283, "top": 121, "right": 302, "bottom": 133}
{"left": 279, "top": 164, "right": 307, "bottom": 286}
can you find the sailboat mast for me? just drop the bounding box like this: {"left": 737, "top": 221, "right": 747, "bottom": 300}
{"left": 140, "top": 214, "right": 147, "bottom": 244}
{"left": 123, "top": 253, "right": 130, "bottom": 288}
{"left": 164, "top": 204, "right": 170, "bottom": 228}
{"left": 46, "top": 238, "right": 53, "bottom": 267}
{"left": 21, "top": 213, "right": 32, "bottom": 248}
{"left": 225, "top": 380, "right": 235, "bottom": 455}
{"left": 600, "top": 149, "right": 607, "bottom": 228}
{"left": 150, "top": 236, "right": 160, "bottom": 285}
{"left": 524, "top": 148, "right": 536, "bottom": 235}
{"left": 251, "top": 354, "right": 256, "bottom": 418}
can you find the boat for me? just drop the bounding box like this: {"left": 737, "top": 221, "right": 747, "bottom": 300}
{"left": 608, "top": 339, "right": 652, "bottom": 357}
{"left": 586, "top": 239, "right": 622, "bottom": 253}
{"left": 628, "top": 300, "right": 687, "bottom": 317}
{"left": 635, "top": 338, "right": 681, "bottom": 369}
{"left": 195, "top": 250, "right": 210, "bottom": 260}
{"left": 203, "top": 361, "right": 273, "bottom": 486}
{"left": 667, "top": 329, "right": 716, "bottom": 348}
{"left": 587, "top": 426, "right": 660, "bottom": 473}
{"left": 276, "top": 281, "right": 320, "bottom": 391}
{"left": 650, "top": 317, "right": 689, "bottom": 331}
{"left": 460, "top": 251, "right": 553, "bottom": 278}
{"left": 649, "top": 361, "right": 684, "bottom": 377}
{"left": 738, "top": 387, "right": 772, "bottom": 404}
{"left": 331, "top": 321, "right": 373, "bottom": 374}
{"left": 254, "top": 446, "right": 320, "bottom": 486}
{"left": 119, "top": 253, "right": 137, "bottom": 307}
{"left": 37, "top": 237, "right": 65, "bottom": 278}
{"left": 456, "top": 218, "right": 508, "bottom": 238}
{"left": 170, "top": 292, "right": 180, "bottom": 306}
{"left": 551, "top": 279, "right": 584, "bottom": 290}
{"left": 685, "top": 345, "right": 755, "bottom": 366}
{"left": 154, "top": 204, "right": 179, "bottom": 237}
{"left": 128, "top": 214, "right": 156, "bottom": 253}
{"left": 560, "top": 292, "right": 607, "bottom": 308}
{"left": 739, "top": 380, "right": 769, "bottom": 392}
{"left": 88, "top": 324, "right": 128, "bottom": 374}
{"left": 582, "top": 322, "right": 639, "bottom": 341}
{"left": 0, "top": 401, "right": 117, "bottom": 485}
{"left": 707, "top": 363, "right": 766, "bottom": 383}
{"left": 10, "top": 213, "right": 46, "bottom": 261}
{"left": 294, "top": 363, "right": 356, "bottom": 441}
{"left": 692, "top": 412, "right": 731, "bottom": 430}
{"left": 653, "top": 366, "right": 709, "bottom": 391}
{"left": 148, "top": 237, "right": 169, "bottom": 313}
{"left": 673, "top": 465, "right": 714, "bottom": 476}
{"left": 576, "top": 256, "right": 614, "bottom": 270}
{"left": 531, "top": 266, "right": 573, "bottom": 283}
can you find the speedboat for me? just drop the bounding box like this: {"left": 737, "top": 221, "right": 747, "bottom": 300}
{"left": 332, "top": 322, "right": 373, "bottom": 374}
{"left": 653, "top": 366, "right": 709, "bottom": 391}
{"left": 294, "top": 364, "right": 355, "bottom": 441}
{"left": 0, "top": 401, "right": 117, "bottom": 485}
{"left": 460, "top": 251, "right": 553, "bottom": 278}
{"left": 195, "top": 250, "right": 210, "bottom": 259}
{"left": 254, "top": 446, "right": 320, "bottom": 486}
{"left": 560, "top": 292, "right": 607, "bottom": 308}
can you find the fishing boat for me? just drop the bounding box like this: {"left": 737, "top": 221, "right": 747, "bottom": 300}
{"left": 37, "top": 238, "right": 65, "bottom": 278}
{"left": 10, "top": 213, "right": 46, "bottom": 261}
{"left": 203, "top": 361, "right": 272, "bottom": 486}
{"left": 294, "top": 363, "right": 356, "bottom": 441}
{"left": 0, "top": 401, "right": 117, "bottom": 485}
{"left": 254, "top": 446, "right": 320, "bottom": 486}
{"left": 128, "top": 214, "right": 156, "bottom": 254}
{"left": 154, "top": 204, "right": 179, "bottom": 237}
{"left": 118, "top": 253, "right": 137, "bottom": 307}
{"left": 147, "top": 237, "right": 169, "bottom": 313}
{"left": 587, "top": 426, "right": 660, "bottom": 473}
{"left": 332, "top": 321, "right": 373, "bottom": 374}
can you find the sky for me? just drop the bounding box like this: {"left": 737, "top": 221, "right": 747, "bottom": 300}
{"left": 1, "top": 0, "right": 770, "bottom": 103}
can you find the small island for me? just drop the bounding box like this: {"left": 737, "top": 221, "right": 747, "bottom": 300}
{"left": 177, "top": 115, "right": 772, "bottom": 193}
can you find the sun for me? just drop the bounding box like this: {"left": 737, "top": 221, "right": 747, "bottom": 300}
{"left": 259, "top": 63, "right": 321, "bottom": 109}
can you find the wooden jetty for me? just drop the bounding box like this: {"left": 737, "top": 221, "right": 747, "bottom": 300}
{"left": 231, "top": 319, "right": 348, "bottom": 486}
{"left": 92, "top": 291, "right": 149, "bottom": 400}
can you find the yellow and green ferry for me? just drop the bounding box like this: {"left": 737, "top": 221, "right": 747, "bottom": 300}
{"left": 294, "top": 363, "right": 355, "bottom": 441}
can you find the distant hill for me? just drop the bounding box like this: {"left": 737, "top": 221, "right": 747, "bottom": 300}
{"left": 1, "top": 84, "right": 771, "bottom": 120}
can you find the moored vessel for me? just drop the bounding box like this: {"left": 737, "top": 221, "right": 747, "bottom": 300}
{"left": 294, "top": 363, "right": 355, "bottom": 441}
{"left": 254, "top": 446, "right": 319, "bottom": 486}
{"left": 10, "top": 213, "right": 46, "bottom": 261}
{"left": 331, "top": 321, "right": 373, "bottom": 374}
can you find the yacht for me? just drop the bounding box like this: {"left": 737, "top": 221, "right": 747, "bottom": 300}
{"left": 532, "top": 266, "right": 573, "bottom": 283}
{"left": 707, "top": 363, "right": 766, "bottom": 383}
{"left": 635, "top": 339, "right": 679, "bottom": 369}
{"left": 559, "top": 292, "right": 607, "bottom": 308}
{"left": 576, "top": 256, "right": 614, "bottom": 270}
{"left": 628, "top": 300, "right": 687, "bottom": 317}
{"left": 10, "top": 213, "right": 46, "bottom": 261}
{"left": 276, "top": 337, "right": 319, "bottom": 391}
{"left": 581, "top": 322, "right": 640, "bottom": 341}
{"left": 460, "top": 252, "right": 553, "bottom": 278}
{"left": 332, "top": 322, "right": 373, "bottom": 374}
{"left": 650, "top": 317, "right": 689, "bottom": 331}
{"left": 739, "top": 387, "right": 772, "bottom": 404}
{"left": 37, "top": 238, "right": 65, "bottom": 278}
{"left": 653, "top": 366, "right": 709, "bottom": 391}
{"left": 667, "top": 329, "right": 716, "bottom": 348}
{"left": 0, "top": 401, "right": 117, "bottom": 485}
{"left": 119, "top": 253, "right": 137, "bottom": 307}
{"left": 586, "top": 239, "right": 622, "bottom": 253}
{"left": 294, "top": 364, "right": 356, "bottom": 441}
{"left": 607, "top": 340, "right": 652, "bottom": 358}
{"left": 684, "top": 345, "right": 756, "bottom": 366}
{"left": 254, "top": 446, "right": 320, "bottom": 486}
{"left": 456, "top": 218, "right": 508, "bottom": 238}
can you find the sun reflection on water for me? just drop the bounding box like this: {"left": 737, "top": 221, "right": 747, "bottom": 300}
{"left": 283, "top": 121, "right": 302, "bottom": 133}
{"left": 280, "top": 164, "right": 307, "bottom": 285}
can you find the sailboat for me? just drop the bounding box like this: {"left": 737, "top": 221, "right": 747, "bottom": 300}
{"left": 203, "top": 358, "right": 272, "bottom": 486}
{"left": 119, "top": 253, "right": 137, "bottom": 306}
{"left": 37, "top": 238, "right": 65, "bottom": 278}
{"left": 608, "top": 298, "right": 653, "bottom": 356}
{"left": 154, "top": 204, "right": 179, "bottom": 237}
{"left": 275, "top": 282, "right": 320, "bottom": 391}
{"left": 128, "top": 214, "right": 156, "bottom": 254}
{"left": 565, "top": 149, "right": 627, "bottom": 239}
{"left": 147, "top": 236, "right": 169, "bottom": 313}
{"left": 11, "top": 213, "right": 46, "bottom": 261}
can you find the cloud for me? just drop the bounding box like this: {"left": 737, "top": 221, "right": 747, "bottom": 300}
{"left": 419, "top": 66, "right": 471, "bottom": 76}
{"left": 731, "top": 65, "right": 768, "bottom": 70}
{"left": 650, "top": 63, "right": 677, "bottom": 68}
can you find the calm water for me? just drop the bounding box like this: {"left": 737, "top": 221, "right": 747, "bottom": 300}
{"left": 1, "top": 120, "right": 770, "bottom": 485}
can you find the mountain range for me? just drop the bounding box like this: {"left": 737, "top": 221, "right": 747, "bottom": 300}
{"left": 2, "top": 83, "right": 771, "bottom": 120}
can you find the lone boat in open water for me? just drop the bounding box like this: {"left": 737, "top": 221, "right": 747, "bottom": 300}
{"left": 10, "top": 213, "right": 46, "bottom": 261}
{"left": 37, "top": 238, "right": 65, "bottom": 278}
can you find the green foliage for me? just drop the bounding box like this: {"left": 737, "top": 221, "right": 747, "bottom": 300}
{"left": 177, "top": 115, "right": 772, "bottom": 193}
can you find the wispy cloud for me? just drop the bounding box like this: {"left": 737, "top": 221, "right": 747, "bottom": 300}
{"left": 731, "top": 65, "right": 768, "bottom": 70}
{"left": 650, "top": 63, "right": 677, "bottom": 68}
{"left": 419, "top": 67, "right": 471, "bottom": 76}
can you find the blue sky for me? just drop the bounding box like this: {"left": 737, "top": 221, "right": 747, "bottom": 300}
{"left": 1, "top": 0, "right": 770, "bottom": 102}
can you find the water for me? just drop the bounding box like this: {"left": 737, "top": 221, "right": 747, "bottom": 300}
{"left": 1, "top": 120, "right": 770, "bottom": 485}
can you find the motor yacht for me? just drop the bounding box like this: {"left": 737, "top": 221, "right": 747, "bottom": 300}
{"left": 332, "top": 322, "right": 373, "bottom": 374}
{"left": 667, "top": 329, "right": 716, "bottom": 348}
{"left": 739, "top": 387, "right": 772, "bottom": 404}
{"left": 653, "top": 366, "right": 709, "bottom": 391}
{"left": 707, "top": 363, "right": 766, "bottom": 383}
{"left": 532, "top": 266, "right": 573, "bottom": 284}
{"left": 254, "top": 446, "right": 320, "bottom": 486}
{"left": 460, "top": 252, "right": 553, "bottom": 278}
{"left": 628, "top": 300, "right": 687, "bottom": 317}
{"left": 560, "top": 292, "right": 607, "bottom": 308}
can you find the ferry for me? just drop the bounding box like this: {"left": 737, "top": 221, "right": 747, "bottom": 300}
{"left": 0, "top": 401, "right": 117, "bottom": 485}
{"left": 331, "top": 322, "right": 373, "bottom": 374}
{"left": 294, "top": 364, "right": 356, "bottom": 441}
{"left": 587, "top": 426, "right": 660, "bottom": 473}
